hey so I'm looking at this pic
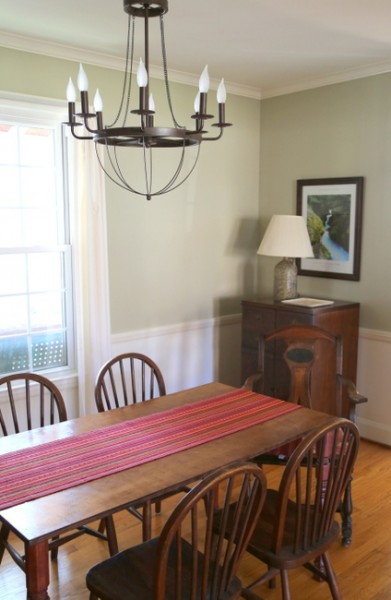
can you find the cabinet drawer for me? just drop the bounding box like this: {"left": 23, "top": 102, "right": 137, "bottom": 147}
{"left": 276, "top": 311, "right": 313, "bottom": 328}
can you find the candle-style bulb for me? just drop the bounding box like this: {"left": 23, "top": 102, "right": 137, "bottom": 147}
{"left": 77, "top": 63, "right": 89, "bottom": 92}
{"left": 217, "top": 78, "right": 227, "bottom": 104}
{"left": 199, "top": 65, "right": 210, "bottom": 93}
{"left": 66, "top": 77, "right": 76, "bottom": 102}
{"left": 194, "top": 92, "right": 200, "bottom": 113}
{"left": 93, "top": 89, "right": 103, "bottom": 112}
{"left": 148, "top": 93, "right": 155, "bottom": 112}
{"left": 137, "top": 58, "right": 148, "bottom": 88}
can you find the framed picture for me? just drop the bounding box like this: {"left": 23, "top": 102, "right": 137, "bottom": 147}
{"left": 296, "top": 177, "right": 364, "bottom": 280}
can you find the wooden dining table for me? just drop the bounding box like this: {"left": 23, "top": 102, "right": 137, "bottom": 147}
{"left": 0, "top": 381, "right": 337, "bottom": 600}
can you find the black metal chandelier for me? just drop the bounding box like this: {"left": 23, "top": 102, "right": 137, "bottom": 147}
{"left": 64, "top": 0, "right": 231, "bottom": 200}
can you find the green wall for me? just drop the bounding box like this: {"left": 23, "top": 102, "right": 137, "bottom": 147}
{"left": 3, "top": 46, "right": 387, "bottom": 333}
{"left": 259, "top": 74, "right": 391, "bottom": 331}
{"left": 0, "top": 47, "right": 261, "bottom": 333}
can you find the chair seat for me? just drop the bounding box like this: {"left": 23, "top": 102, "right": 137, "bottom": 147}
{"left": 247, "top": 489, "right": 340, "bottom": 569}
{"left": 87, "top": 533, "right": 243, "bottom": 600}
{"left": 87, "top": 463, "right": 267, "bottom": 600}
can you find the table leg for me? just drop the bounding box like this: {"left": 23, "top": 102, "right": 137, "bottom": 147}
{"left": 25, "top": 540, "right": 50, "bottom": 600}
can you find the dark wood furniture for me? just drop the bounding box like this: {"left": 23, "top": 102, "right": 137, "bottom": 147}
{"left": 241, "top": 298, "right": 360, "bottom": 416}
{"left": 95, "top": 352, "right": 187, "bottom": 541}
{"left": 0, "top": 373, "right": 115, "bottom": 571}
{"left": 86, "top": 462, "right": 267, "bottom": 600}
{"left": 240, "top": 419, "right": 360, "bottom": 600}
{"left": 95, "top": 352, "right": 166, "bottom": 411}
{"left": 0, "top": 372, "right": 67, "bottom": 435}
{"left": 0, "top": 382, "right": 336, "bottom": 600}
{"left": 242, "top": 300, "right": 367, "bottom": 546}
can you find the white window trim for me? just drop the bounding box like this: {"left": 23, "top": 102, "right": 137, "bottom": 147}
{"left": 0, "top": 91, "right": 112, "bottom": 416}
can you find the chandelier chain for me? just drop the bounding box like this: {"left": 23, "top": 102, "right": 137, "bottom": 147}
{"left": 159, "top": 15, "right": 183, "bottom": 130}
{"left": 108, "top": 16, "right": 135, "bottom": 128}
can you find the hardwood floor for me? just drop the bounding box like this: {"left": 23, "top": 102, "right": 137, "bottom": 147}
{"left": 0, "top": 439, "right": 390, "bottom": 599}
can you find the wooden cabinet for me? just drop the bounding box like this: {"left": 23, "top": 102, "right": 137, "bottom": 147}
{"left": 241, "top": 298, "right": 360, "bottom": 416}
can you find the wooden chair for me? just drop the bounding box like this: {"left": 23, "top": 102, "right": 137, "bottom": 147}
{"left": 86, "top": 462, "right": 267, "bottom": 600}
{"left": 233, "top": 419, "right": 359, "bottom": 600}
{"left": 95, "top": 352, "right": 166, "bottom": 412}
{"left": 0, "top": 372, "right": 118, "bottom": 571}
{"left": 244, "top": 324, "right": 367, "bottom": 546}
{"left": 95, "top": 352, "right": 188, "bottom": 541}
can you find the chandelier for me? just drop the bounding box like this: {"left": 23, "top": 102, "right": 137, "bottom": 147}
{"left": 64, "top": 0, "right": 231, "bottom": 200}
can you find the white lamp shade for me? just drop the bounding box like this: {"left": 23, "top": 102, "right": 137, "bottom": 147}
{"left": 257, "top": 215, "right": 314, "bottom": 258}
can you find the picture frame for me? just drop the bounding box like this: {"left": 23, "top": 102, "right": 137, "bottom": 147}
{"left": 296, "top": 177, "right": 364, "bottom": 280}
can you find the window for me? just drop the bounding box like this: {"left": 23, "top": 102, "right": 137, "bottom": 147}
{"left": 0, "top": 102, "right": 74, "bottom": 376}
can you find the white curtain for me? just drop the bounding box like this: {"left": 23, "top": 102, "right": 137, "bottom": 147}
{"left": 66, "top": 133, "right": 112, "bottom": 415}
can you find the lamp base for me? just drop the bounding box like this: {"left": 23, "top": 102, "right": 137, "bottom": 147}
{"left": 274, "top": 258, "right": 298, "bottom": 301}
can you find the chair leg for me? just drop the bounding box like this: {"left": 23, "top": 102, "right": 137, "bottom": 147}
{"left": 340, "top": 479, "right": 353, "bottom": 546}
{"left": 280, "top": 570, "right": 292, "bottom": 600}
{"left": 321, "top": 552, "right": 342, "bottom": 600}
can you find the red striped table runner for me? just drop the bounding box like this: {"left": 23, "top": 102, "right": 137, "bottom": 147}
{"left": 0, "top": 388, "right": 301, "bottom": 510}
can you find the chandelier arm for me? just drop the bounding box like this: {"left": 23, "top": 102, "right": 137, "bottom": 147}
{"left": 111, "top": 144, "right": 139, "bottom": 191}
{"left": 83, "top": 118, "right": 100, "bottom": 135}
{"left": 200, "top": 129, "right": 225, "bottom": 142}
{"left": 159, "top": 14, "right": 183, "bottom": 130}
{"left": 142, "top": 143, "right": 153, "bottom": 200}
{"left": 102, "top": 141, "right": 139, "bottom": 192}
{"left": 67, "top": 124, "right": 93, "bottom": 141}
{"left": 153, "top": 144, "right": 201, "bottom": 197}
{"left": 155, "top": 141, "right": 187, "bottom": 194}
{"left": 110, "top": 144, "right": 161, "bottom": 198}
{"left": 99, "top": 144, "right": 159, "bottom": 198}
{"left": 95, "top": 139, "right": 201, "bottom": 200}
{"left": 95, "top": 145, "right": 134, "bottom": 192}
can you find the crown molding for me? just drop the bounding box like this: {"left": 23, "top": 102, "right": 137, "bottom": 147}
{"left": 0, "top": 31, "right": 262, "bottom": 100}
{"left": 260, "top": 60, "right": 391, "bottom": 99}
{"left": 3, "top": 30, "right": 391, "bottom": 101}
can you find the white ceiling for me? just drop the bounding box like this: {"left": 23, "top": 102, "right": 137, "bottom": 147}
{"left": 1, "top": 0, "right": 391, "bottom": 98}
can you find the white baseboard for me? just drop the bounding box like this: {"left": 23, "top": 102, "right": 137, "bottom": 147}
{"left": 356, "top": 328, "right": 391, "bottom": 446}
{"left": 111, "top": 314, "right": 242, "bottom": 394}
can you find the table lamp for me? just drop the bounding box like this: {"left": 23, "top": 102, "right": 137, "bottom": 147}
{"left": 257, "top": 214, "right": 314, "bottom": 301}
